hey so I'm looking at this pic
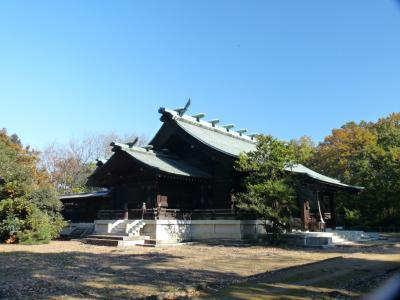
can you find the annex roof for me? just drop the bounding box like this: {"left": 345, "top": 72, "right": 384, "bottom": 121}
{"left": 285, "top": 164, "right": 364, "bottom": 192}
{"left": 113, "top": 143, "right": 211, "bottom": 179}
{"left": 159, "top": 108, "right": 257, "bottom": 157}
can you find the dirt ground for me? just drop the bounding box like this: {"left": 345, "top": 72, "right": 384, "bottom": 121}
{"left": 0, "top": 236, "right": 399, "bottom": 299}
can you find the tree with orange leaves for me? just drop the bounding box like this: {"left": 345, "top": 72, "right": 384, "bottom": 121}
{"left": 311, "top": 113, "right": 400, "bottom": 228}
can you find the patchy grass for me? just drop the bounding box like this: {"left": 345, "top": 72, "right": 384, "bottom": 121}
{"left": 0, "top": 239, "right": 399, "bottom": 299}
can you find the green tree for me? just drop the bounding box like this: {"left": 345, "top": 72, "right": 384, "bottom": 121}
{"left": 234, "top": 135, "right": 297, "bottom": 242}
{"left": 289, "top": 136, "right": 315, "bottom": 164}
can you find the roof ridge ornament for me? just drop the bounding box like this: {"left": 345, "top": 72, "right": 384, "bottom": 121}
{"left": 208, "top": 119, "right": 220, "bottom": 127}
{"left": 222, "top": 124, "right": 235, "bottom": 132}
{"left": 173, "top": 98, "right": 191, "bottom": 116}
{"left": 236, "top": 129, "right": 247, "bottom": 136}
{"left": 144, "top": 145, "right": 154, "bottom": 152}
{"left": 110, "top": 142, "right": 124, "bottom": 152}
{"left": 248, "top": 133, "right": 259, "bottom": 140}
{"left": 192, "top": 113, "right": 206, "bottom": 122}
{"left": 96, "top": 159, "right": 105, "bottom": 167}
{"left": 125, "top": 137, "right": 139, "bottom": 148}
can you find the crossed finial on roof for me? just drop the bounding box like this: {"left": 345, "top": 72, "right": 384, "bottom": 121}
{"left": 174, "top": 98, "right": 191, "bottom": 116}
{"left": 125, "top": 137, "right": 139, "bottom": 148}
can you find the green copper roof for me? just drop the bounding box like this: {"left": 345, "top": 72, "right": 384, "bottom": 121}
{"left": 158, "top": 108, "right": 362, "bottom": 190}
{"left": 114, "top": 143, "right": 211, "bottom": 178}
{"left": 162, "top": 108, "right": 257, "bottom": 157}
{"left": 285, "top": 164, "right": 364, "bottom": 191}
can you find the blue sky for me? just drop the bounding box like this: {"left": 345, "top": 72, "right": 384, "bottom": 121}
{"left": 1, "top": 1, "right": 399, "bottom": 149}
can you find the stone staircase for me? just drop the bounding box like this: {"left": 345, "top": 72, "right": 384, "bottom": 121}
{"left": 138, "top": 238, "right": 157, "bottom": 247}
{"left": 60, "top": 224, "right": 94, "bottom": 240}
{"left": 285, "top": 230, "right": 380, "bottom": 248}
{"left": 84, "top": 220, "right": 150, "bottom": 247}
{"left": 84, "top": 234, "right": 151, "bottom": 247}
{"left": 328, "top": 230, "right": 380, "bottom": 245}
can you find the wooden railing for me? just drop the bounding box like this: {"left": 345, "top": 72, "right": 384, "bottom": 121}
{"left": 97, "top": 209, "right": 157, "bottom": 220}
{"left": 96, "top": 208, "right": 250, "bottom": 220}
{"left": 310, "top": 212, "right": 332, "bottom": 221}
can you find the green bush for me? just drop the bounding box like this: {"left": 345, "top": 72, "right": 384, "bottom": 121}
{"left": 0, "top": 198, "right": 33, "bottom": 241}
{"left": 27, "top": 188, "right": 67, "bottom": 239}
{"left": 17, "top": 209, "right": 53, "bottom": 244}
{"left": 0, "top": 193, "right": 66, "bottom": 243}
{"left": 0, "top": 213, "right": 24, "bottom": 238}
{"left": 343, "top": 208, "right": 362, "bottom": 228}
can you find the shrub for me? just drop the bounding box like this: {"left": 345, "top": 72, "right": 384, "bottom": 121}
{"left": 0, "top": 213, "right": 24, "bottom": 238}
{"left": 343, "top": 208, "right": 362, "bottom": 228}
{"left": 0, "top": 194, "right": 66, "bottom": 243}
{"left": 17, "top": 209, "right": 53, "bottom": 244}
{"left": 0, "top": 198, "right": 33, "bottom": 241}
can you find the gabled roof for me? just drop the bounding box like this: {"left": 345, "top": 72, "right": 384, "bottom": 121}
{"left": 157, "top": 108, "right": 257, "bottom": 157}
{"left": 112, "top": 143, "right": 211, "bottom": 179}
{"left": 285, "top": 164, "right": 364, "bottom": 192}
{"left": 88, "top": 104, "right": 363, "bottom": 191}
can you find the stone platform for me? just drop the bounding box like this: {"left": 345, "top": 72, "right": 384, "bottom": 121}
{"left": 283, "top": 230, "right": 380, "bottom": 248}
{"left": 93, "top": 219, "right": 266, "bottom": 246}
{"left": 84, "top": 234, "right": 154, "bottom": 247}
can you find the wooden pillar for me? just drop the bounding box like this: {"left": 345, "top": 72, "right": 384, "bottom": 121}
{"left": 230, "top": 189, "right": 236, "bottom": 214}
{"left": 301, "top": 200, "right": 311, "bottom": 231}
{"left": 123, "top": 202, "right": 129, "bottom": 220}
{"left": 329, "top": 192, "right": 336, "bottom": 229}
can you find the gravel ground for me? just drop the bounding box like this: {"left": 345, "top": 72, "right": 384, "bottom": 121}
{"left": 0, "top": 239, "right": 399, "bottom": 299}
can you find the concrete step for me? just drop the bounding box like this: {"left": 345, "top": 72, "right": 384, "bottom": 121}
{"left": 327, "top": 230, "right": 380, "bottom": 244}
{"left": 87, "top": 234, "right": 149, "bottom": 241}
{"left": 138, "top": 244, "right": 156, "bottom": 248}
{"left": 327, "top": 230, "right": 380, "bottom": 243}
{"left": 84, "top": 238, "right": 120, "bottom": 247}
{"left": 60, "top": 225, "right": 94, "bottom": 239}
{"left": 144, "top": 239, "right": 157, "bottom": 247}
{"left": 136, "top": 239, "right": 157, "bottom": 247}
{"left": 84, "top": 237, "right": 149, "bottom": 247}
{"left": 84, "top": 234, "right": 150, "bottom": 247}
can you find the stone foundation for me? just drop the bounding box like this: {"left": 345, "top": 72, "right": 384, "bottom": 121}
{"left": 94, "top": 219, "right": 266, "bottom": 244}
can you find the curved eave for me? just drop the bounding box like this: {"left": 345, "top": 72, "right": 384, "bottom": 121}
{"left": 311, "top": 178, "right": 364, "bottom": 193}
{"left": 286, "top": 164, "right": 364, "bottom": 193}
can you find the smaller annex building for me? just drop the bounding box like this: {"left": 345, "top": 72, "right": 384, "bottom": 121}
{"left": 61, "top": 102, "right": 363, "bottom": 244}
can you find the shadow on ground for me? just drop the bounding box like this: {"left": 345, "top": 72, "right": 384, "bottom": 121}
{"left": 1, "top": 241, "right": 399, "bottom": 299}
{"left": 200, "top": 256, "right": 400, "bottom": 299}
{"left": 0, "top": 250, "right": 235, "bottom": 299}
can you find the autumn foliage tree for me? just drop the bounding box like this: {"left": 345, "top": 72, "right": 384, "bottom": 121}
{"left": 236, "top": 112, "right": 400, "bottom": 233}
{"left": 0, "top": 129, "right": 65, "bottom": 244}
{"left": 310, "top": 113, "right": 400, "bottom": 228}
